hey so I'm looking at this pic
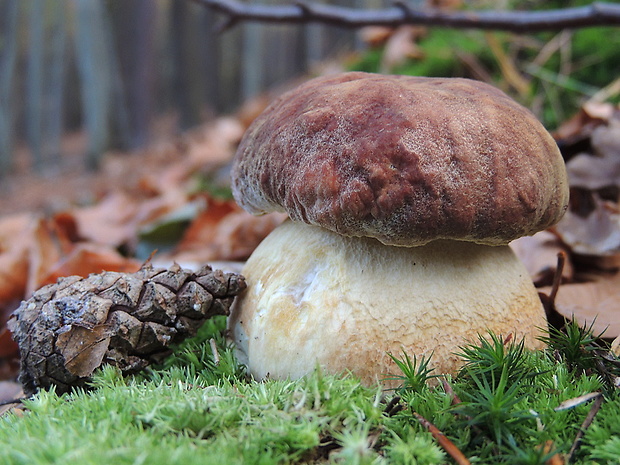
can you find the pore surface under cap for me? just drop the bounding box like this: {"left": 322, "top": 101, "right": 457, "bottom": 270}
{"left": 232, "top": 72, "right": 569, "bottom": 246}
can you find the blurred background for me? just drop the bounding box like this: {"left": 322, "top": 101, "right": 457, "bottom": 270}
{"left": 1, "top": 0, "right": 619, "bottom": 176}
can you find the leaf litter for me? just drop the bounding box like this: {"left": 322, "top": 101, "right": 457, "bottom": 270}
{"left": 0, "top": 111, "right": 283, "bottom": 382}
{"left": 531, "top": 101, "right": 620, "bottom": 339}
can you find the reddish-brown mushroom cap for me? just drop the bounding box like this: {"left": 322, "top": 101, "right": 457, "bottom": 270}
{"left": 232, "top": 72, "right": 569, "bottom": 246}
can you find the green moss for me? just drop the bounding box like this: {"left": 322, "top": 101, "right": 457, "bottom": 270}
{"left": 1, "top": 316, "right": 618, "bottom": 464}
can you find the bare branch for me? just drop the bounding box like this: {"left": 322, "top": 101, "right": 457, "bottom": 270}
{"left": 188, "top": 0, "right": 620, "bottom": 33}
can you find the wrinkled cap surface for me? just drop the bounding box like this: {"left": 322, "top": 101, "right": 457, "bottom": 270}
{"left": 232, "top": 72, "right": 569, "bottom": 246}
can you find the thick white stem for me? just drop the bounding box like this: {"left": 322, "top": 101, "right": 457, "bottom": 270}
{"left": 229, "top": 220, "right": 546, "bottom": 387}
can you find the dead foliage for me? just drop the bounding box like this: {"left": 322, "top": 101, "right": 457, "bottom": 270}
{"left": 514, "top": 101, "right": 620, "bottom": 339}
{"left": 0, "top": 112, "right": 283, "bottom": 382}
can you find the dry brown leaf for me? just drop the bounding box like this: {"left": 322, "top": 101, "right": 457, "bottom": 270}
{"left": 611, "top": 335, "right": 620, "bottom": 356}
{"left": 67, "top": 192, "right": 142, "bottom": 247}
{"left": 591, "top": 117, "right": 620, "bottom": 160}
{"left": 566, "top": 153, "right": 620, "bottom": 190}
{"left": 56, "top": 324, "right": 111, "bottom": 378}
{"left": 171, "top": 197, "right": 286, "bottom": 262}
{"left": 175, "top": 198, "right": 239, "bottom": 250}
{"left": 68, "top": 188, "right": 188, "bottom": 250}
{"left": 555, "top": 198, "right": 620, "bottom": 269}
{"left": 25, "top": 217, "right": 64, "bottom": 297}
{"left": 0, "top": 214, "right": 34, "bottom": 304}
{"left": 40, "top": 243, "right": 141, "bottom": 288}
{"left": 553, "top": 104, "right": 612, "bottom": 142}
{"left": 0, "top": 329, "right": 17, "bottom": 359}
{"left": 0, "top": 243, "right": 29, "bottom": 306}
{"left": 566, "top": 118, "right": 620, "bottom": 190}
{"left": 236, "top": 94, "right": 272, "bottom": 130}
{"left": 583, "top": 100, "right": 616, "bottom": 122}
{"left": 0, "top": 381, "right": 23, "bottom": 416}
{"left": 543, "top": 272, "right": 620, "bottom": 338}
{"left": 510, "top": 231, "right": 573, "bottom": 286}
{"left": 134, "top": 188, "right": 190, "bottom": 230}
{"left": 358, "top": 26, "right": 394, "bottom": 47}
{"left": 380, "top": 26, "right": 425, "bottom": 72}
{"left": 208, "top": 210, "right": 287, "bottom": 261}
{"left": 538, "top": 440, "right": 565, "bottom": 465}
{"left": 185, "top": 117, "right": 244, "bottom": 167}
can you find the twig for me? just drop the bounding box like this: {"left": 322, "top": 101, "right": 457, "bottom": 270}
{"left": 188, "top": 0, "right": 620, "bottom": 33}
{"left": 566, "top": 393, "right": 604, "bottom": 462}
{"left": 383, "top": 395, "right": 403, "bottom": 416}
{"left": 441, "top": 378, "right": 463, "bottom": 406}
{"left": 549, "top": 251, "right": 566, "bottom": 306}
{"left": 0, "top": 397, "right": 27, "bottom": 407}
{"left": 412, "top": 409, "right": 471, "bottom": 465}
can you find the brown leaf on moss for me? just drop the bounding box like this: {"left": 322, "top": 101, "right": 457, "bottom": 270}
{"left": 8, "top": 263, "right": 246, "bottom": 395}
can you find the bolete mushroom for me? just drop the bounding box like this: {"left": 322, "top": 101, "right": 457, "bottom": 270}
{"left": 229, "top": 72, "right": 569, "bottom": 387}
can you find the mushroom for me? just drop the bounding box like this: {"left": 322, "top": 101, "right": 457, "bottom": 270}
{"left": 228, "top": 72, "right": 569, "bottom": 387}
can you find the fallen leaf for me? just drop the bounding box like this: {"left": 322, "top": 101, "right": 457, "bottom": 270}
{"left": 185, "top": 117, "right": 244, "bottom": 167}
{"left": 553, "top": 104, "right": 611, "bottom": 145}
{"left": 358, "top": 26, "right": 394, "bottom": 47}
{"left": 208, "top": 210, "right": 287, "bottom": 261}
{"left": 172, "top": 198, "right": 240, "bottom": 252}
{"left": 56, "top": 324, "right": 111, "bottom": 378}
{"left": 380, "top": 26, "right": 425, "bottom": 72}
{"left": 566, "top": 153, "right": 620, "bottom": 191}
{"left": 510, "top": 231, "right": 573, "bottom": 286}
{"left": 591, "top": 117, "right": 620, "bottom": 159}
{"left": 171, "top": 198, "right": 286, "bottom": 262}
{"left": 68, "top": 188, "right": 189, "bottom": 252}
{"left": 236, "top": 94, "right": 272, "bottom": 130}
{"left": 612, "top": 335, "right": 620, "bottom": 356}
{"left": 538, "top": 440, "right": 564, "bottom": 465}
{"left": 582, "top": 100, "right": 616, "bottom": 121}
{"left": 0, "top": 381, "right": 23, "bottom": 416}
{"left": 555, "top": 198, "right": 620, "bottom": 269}
{"left": 67, "top": 192, "right": 142, "bottom": 247}
{"left": 40, "top": 243, "right": 141, "bottom": 287}
{"left": 0, "top": 214, "right": 34, "bottom": 304}
{"left": 25, "top": 217, "right": 64, "bottom": 296}
{"left": 542, "top": 272, "right": 620, "bottom": 338}
{"left": 0, "top": 329, "right": 17, "bottom": 359}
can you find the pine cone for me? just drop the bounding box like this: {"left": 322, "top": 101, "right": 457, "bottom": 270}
{"left": 8, "top": 264, "right": 246, "bottom": 395}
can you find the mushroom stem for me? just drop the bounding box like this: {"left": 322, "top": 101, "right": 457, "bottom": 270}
{"left": 229, "top": 220, "right": 547, "bottom": 387}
